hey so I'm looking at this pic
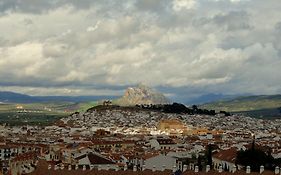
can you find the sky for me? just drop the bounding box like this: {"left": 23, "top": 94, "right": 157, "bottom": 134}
{"left": 0, "top": 0, "right": 281, "bottom": 101}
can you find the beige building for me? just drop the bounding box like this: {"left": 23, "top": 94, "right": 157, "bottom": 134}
{"left": 158, "top": 119, "right": 187, "bottom": 131}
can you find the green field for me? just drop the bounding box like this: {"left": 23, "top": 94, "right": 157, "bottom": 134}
{"left": 77, "top": 101, "right": 98, "bottom": 112}
{"left": 201, "top": 95, "right": 281, "bottom": 118}
{"left": 0, "top": 101, "right": 97, "bottom": 125}
{"left": 0, "top": 112, "right": 66, "bottom": 126}
{"left": 232, "top": 108, "right": 281, "bottom": 119}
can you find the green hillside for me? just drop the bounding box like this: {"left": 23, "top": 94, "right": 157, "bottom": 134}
{"left": 0, "top": 101, "right": 97, "bottom": 125}
{"left": 201, "top": 95, "right": 281, "bottom": 112}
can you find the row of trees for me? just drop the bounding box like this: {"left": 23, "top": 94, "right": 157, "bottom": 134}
{"left": 136, "top": 103, "right": 221, "bottom": 116}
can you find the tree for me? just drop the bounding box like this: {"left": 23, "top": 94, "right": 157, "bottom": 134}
{"left": 206, "top": 144, "right": 213, "bottom": 167}
{"left": 192, "top": 105, "right": 198, "bottom": 111}
{"left": 197, "top": 155, "right": 203, "bottom": 171}
{"left": 236, "top": 146, "right": 274, "bottom": 171}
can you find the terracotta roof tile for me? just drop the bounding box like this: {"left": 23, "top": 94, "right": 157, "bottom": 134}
{"left": 213, "top": 148, "right": 237, "bottom": 163}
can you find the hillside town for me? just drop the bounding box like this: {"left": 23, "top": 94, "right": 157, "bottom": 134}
{"left": 1, "top": 0, "right": 281, "bottom": 174}
{"left": 0, "top": 104, "right": 281, "bottom": 175}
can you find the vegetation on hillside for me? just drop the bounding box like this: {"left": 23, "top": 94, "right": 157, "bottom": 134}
{"left": 201, "top": 95, "right": 281, "bottom": 113}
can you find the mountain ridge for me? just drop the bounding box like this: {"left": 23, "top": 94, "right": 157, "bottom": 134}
{"left": 183, "top": 93, "right": 241, "bottom": 105}
{"left": 0, "top": 91, "right": 119, "bottom": 103}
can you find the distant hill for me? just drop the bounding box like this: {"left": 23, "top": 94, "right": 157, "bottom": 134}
{"left": 201, "top": 94, "right": 281, "bottom": 117}
{"left": 114, "top": 84, "right": 170, "bottom": 106}
{"left": 0, "top": 91, "right": 37, "bottom": 103}
{"left": 0, "top": 91, "right": 119, "bottom": 103}
{"left": 182, "top": 93, "right": 240, "bottom": 105}
{"left": 232, "top": 108, "right": 281, "bottom": 118}
{"left": 35, "top": 95, "right": 120, "bottom": 103}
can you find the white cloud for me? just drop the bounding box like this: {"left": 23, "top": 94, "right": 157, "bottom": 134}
{"left": 86, "top": 21, "right": 101, "bottom": 32}
{"left": 0, "top": 0, "right": 281, "bottom": 99}
{"left": 172, "top": 0, "right": 198, "bottom": 11}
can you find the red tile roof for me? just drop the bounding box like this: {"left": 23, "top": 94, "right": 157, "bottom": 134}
{"left": 11, "top": 152, "right": 38, "bottom": 162}
{"left": 213, "top": 148, "right": 237, "bottom": 163}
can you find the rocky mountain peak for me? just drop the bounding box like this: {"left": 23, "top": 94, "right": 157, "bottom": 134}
{"left": 115, "top": 84, "right": 170, "bottom": 106}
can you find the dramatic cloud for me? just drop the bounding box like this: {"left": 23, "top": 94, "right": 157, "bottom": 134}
{"left": 0, "top": 0, "right": 281, "bottom": 101}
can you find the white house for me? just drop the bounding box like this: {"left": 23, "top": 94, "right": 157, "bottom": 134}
{"left": 149, "top": 138, "right": 178, "bottom": 150}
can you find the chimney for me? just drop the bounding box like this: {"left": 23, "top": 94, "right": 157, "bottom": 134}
{"left": 275, "top": 166, "right": 279, "bottom": 174}
{"left": 173, "top": 165, "right": 177, "bottom": 173}
{"left": 152, "top": 165, "right": 156, "bottom": 172}
{"left": 260, "top": 165, "right": 264, "bottom": 174}
{"left": 183, "top": 165, "right": 188, "bottom": 172}
{"left": 218, "top": 165, "right": 223, "bottom": 173}
{"left": 246, "top": 166, "right": 251, "bottom": 174}
{"left": 232, "top": 165, "right": 237, "bottom": 173}
{"left": 142, "top": 165, "right": 146, "bottom": 171}
{"left": 189, "top": 163, "right": 193, "bottom": 170}
{"left": 206, "top": 165, "right": 210, "bottom": 172}
{"left": 162, "top": 165, "right": 166, "bottom": 171}
{"left": 195, "top": 166, "right": 199, "bottom": 173}
{"left": 133, "top": 165, "right": 137, "bottom": 172}
{"left": 68, "top": 165, "right": 72, "bottom": 171}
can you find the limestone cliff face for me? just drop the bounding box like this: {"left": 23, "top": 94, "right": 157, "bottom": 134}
{"left": 114, "top": 84, "right": 170, "bottom": 106}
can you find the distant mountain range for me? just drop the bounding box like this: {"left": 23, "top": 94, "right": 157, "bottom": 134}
{"left": 0, "top": 85, "right": 170, "bottom": 105}
{"left": 2, "top": 89, "right": 281, "bottom": 118}
{"left": 183, "top": 93, "right": 241, "bottom": 105}
{"left": 0, "top": 90, "right": 238, "bottom": 105}
{"left": 0, "top": 91, "right": 119, "bottom": 103}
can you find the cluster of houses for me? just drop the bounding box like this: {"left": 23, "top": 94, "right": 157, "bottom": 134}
{"left": 0, "top": 106, "right": 281, "bottom": 174}
{"left": 0, "top": 128, "right": 280, "bottom": 175}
